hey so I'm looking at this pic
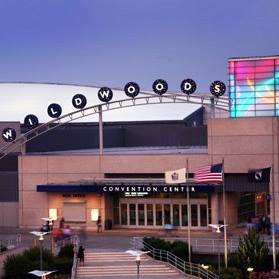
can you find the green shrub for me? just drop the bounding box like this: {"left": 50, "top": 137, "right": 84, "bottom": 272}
{"left": 22, "top": 246, "right": 53, "bottom": 264}
{"left": 236, "top": 229, "right": 269, "bottom": 273}
{"left": 3, "top": 254, "right": 33, "bottom": 279}
{"left": 58, "top": 243, "right": 74, "bottom": 258}
{"left": 0, "top": 244, "right": 7, "bottom": 252}
{"left": 221, "top": 267, "right": 244, "bottom": 279}
{"left": 170, "top": 240, "right": 190, "bottom": 261}
{"left": 51, "top": 257, "right": 73, "bottom": 274}
{"left": 3, "top": 245, "right": 73, "bottom": 279}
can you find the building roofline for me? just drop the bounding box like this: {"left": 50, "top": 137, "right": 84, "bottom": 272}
{"left": 228, "top": 55, "right": 279, "bottom": 61}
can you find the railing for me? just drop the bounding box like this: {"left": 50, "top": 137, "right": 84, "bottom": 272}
{"left": 71, "top": 252, "right": 78, "bottom": 279}
{"left": 70, "top": 234, "right": 80, "bottom": 279}
{"left": 132, "top": 237, "right": 219, "bottom": 279}
{"left": 0, "top": 234, "right": 22, "bottom": 253}
{"left": 133, "top": 236, "right": 279, "bottom": 255}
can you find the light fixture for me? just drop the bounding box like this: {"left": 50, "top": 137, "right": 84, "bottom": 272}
{"left": 247, "top": 267, "right": 254, "bottom": 272}
{"left": 91, "top": 209, "right": 99, "bottom": 221}
{"left": 48, "top": 209, "right": 57, "bottom": 220}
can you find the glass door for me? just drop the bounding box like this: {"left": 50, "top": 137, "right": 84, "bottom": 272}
{"left": 147, "top": 204, "right": 154, "bottom": 226}
{"left": 138, "top": 204, "right": 145, "bottom": 226}
{"left": 129, "top": 204, "right": 136, "bottom": 225}
{"left": 164, "top": 204, "right": 171, "bottom": 225}
{"left": 173, "top": 204, "right": 180, "bottom": 226}
{"left": 156, "top": 204, "right": 163, "bottom": 226}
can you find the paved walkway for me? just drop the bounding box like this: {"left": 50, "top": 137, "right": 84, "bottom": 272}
{"left": 76, "top": 250, "right": 189, "bottom": 279}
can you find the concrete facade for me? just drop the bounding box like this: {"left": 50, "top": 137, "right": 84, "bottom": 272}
{"left": 17, "top": 116, "right": 278, "bottom": 229}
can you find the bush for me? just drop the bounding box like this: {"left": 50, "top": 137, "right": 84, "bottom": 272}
{"left": 4, "top": 254, "right": 33, "bottom": 279}
{"left": 170, "top": 240, "right": 190, "bottom": 261}
{"left": 58, "top": 243, "right": 74, "bottom": 258}
{"left": 22, "top": 246, "right": 53, "bottom": 264}
{"left": 51, "top": 257, "right": 73, "bottom": 274}
{"left": 3, "top": 245, "right": 73, "bottom": 279}
{"left": 221, "top": 267, "right": 244, "bottom": 279}
{"left": 0, "top": 244, "right": 7, "bottom": 252}
{"left": 143, "top": 237, "right": 172, "bottom": 251}
{"left": 143, "top": 237, "right": 191, "bottom": 261}
{"left": 236, "top": 229, "right": 269, "bottom": 273}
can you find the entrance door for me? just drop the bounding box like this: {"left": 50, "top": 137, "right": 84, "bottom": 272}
{"left": 138, "top": 204, "right": 145, "bottom": 226}
{"left": 119, "top": 198, "right": 208, "bottom": 229}
{"left": 164, "top": 204, "right": 171, "bottom": 225}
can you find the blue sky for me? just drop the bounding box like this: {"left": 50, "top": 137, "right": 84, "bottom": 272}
{"left": 0, "top": 0, "right": 278, "bottom": 121}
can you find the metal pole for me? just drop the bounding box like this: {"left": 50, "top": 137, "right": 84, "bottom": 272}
{"left": 222, "top": 158, "right": 228, "bottom": 268}
{"left": 218, "top": 234, "right": 221, "bottom": 276}
{"left": 186, "top": 159, "right": 192, "bottom": 273}
{"left": 40, "top": 239, "right": 43, "bottom": 271}
{"left": 272, "top": 164, "right": 276, "bottom": 270}
{"left": 98, "top": 105, "right": 103, "bottom": 155}
{"left": 136, "top": 261, "right": 140, "bottom": 279}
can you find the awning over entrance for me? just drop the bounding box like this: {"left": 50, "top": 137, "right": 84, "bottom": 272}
{"left": 37, "top": 184, "right": 219, "bottom": 193}
{"left": 37, "top": 174, "right": 269, "bottom": 194}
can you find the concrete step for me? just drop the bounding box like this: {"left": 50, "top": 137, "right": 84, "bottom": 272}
{"left": 76, "top": 251, "right": 188, "bottom": 279}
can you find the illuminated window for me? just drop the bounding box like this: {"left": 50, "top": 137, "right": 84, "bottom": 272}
{"left": 49, "top": 208, "right": 57, "bottom": 220}
{"left": 91, "top": 209, "right": 99, "bottom": 221}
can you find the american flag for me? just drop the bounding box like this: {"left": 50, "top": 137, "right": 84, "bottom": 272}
{"left": 193, "top": 163, "right": 223, "bottom": 183}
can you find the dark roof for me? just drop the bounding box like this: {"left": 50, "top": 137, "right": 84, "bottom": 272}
{"left": 23, "top": 108, "right": 207, "bottom": 153}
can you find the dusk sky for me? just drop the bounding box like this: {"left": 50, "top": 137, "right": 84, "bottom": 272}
{"left": 0, "top": 0, "right": 278, "bottom": 122}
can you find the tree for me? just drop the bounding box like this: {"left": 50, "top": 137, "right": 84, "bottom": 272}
{"left": 237, "top": 229, "right": 269, "bottom": 273}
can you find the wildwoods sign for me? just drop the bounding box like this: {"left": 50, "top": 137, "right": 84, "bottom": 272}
{"left": 1, "top": 79, "right": 226, "bottom": 142}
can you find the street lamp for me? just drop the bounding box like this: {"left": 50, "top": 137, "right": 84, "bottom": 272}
{"left": 208, "top": 224, "right": 228, "bottom": 275}
{"left": 247, "top": 267, "right": 254, "bottom": 279}
{"left": 136, "top": 254, "right": 141, "bottom": 279}
{"left": 28, "top": 270, "right": 55, "bottom": 279}
{"left": 125, "top": 250, "right": 150, "bottom": 279}
{"left": 30, "top": 231, "right": 48, "bottom": 271}
{"left": 201, "top": 264, "right": 209, "bottom": 279}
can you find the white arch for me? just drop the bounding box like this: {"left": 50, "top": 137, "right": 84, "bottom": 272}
{"left": 0, "top": 90, "right": 228, "bottom": 159}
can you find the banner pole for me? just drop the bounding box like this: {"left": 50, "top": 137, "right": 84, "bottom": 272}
{"left": 222, "top": 158, "right": 228, "bottom": 268}
{"left": 272, "top": 164, "right": 276, "bottom": 270}
{"left": 186, "top": 158, "right": 192, "bottom": 272}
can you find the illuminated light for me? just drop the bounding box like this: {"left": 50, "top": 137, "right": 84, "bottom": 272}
{"left": 91, "top": 209, "right": 99, "bottom": 221}
{"left": 229, "top": 56, "right": 279, "bottom": 118}
{"left": 49, "top": 208, "right": 57, "bottom": 220}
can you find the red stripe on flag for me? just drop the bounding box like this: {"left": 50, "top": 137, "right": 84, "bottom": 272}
{"left": 193, "top": 164, "right": 223, "bottom": 183}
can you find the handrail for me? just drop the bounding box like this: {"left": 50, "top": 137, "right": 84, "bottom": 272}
{"left": 131, "top": 237, "right": 219, "bottom": 279}
{"left": 71, "top": 252, "right": 78, "bottom": 279}
{"left": 70, "top": 234, "right": 80, "bottom": 279}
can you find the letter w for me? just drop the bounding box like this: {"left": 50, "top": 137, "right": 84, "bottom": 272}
{"left": 99, "top": 90, "right": 110, "bottom": 98}
{"left": 2, "top": 129, "right": 12, "bottom": 139}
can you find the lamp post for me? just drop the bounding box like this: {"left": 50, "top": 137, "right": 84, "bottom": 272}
{"left": 125, "top": 250, "right": 150, "bottom": 279}
{"left": 201, "top": 264, "right": 209, "bottom": 279}
{"left": 208, "top": 224, "right": 228, "bottom": 275}
{"left": 28, "top": 270, "right": 55, "bottom": 279}
{"left": 136, "top": 254, "right": 141, "bottom": 279}
{"left": 247, "top": 267, "right": 254, "bottom": 279}
{"left": 30, "top": 231, "right": 48, "bottom": 271}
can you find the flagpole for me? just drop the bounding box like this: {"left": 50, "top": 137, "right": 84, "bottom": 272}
{"left": 222, "top": 158, "right": 228, "bottom": 268}
{"left": 272, "top": 163, "right": 276, "bottom": 270}
{"left": 186, "top": 158, "right": 192, "bottom": 272}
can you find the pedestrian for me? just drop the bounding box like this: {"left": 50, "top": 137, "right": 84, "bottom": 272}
{"left": 77, "top": 245, "right": 85, "bottom": 265}
{"left": 266, "top": 215, "right": 271, "bottom": 235}
{"left": 59, "top": 217, "right": 65, "bottom": 229}
{"left": 261, "top": 215, "right": 266, "bottom": 234}
{"left": 97, "top": 216, "right": 102, "bottom": 233}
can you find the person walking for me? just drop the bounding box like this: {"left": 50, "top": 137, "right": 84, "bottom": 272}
{"left": 77, "top": 245, "right": 85, "bottom": 266}
{"left": 97, "top": 216, "right": 102, "bottom": 233}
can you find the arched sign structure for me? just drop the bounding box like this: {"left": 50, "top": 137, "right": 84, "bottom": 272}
{"left": 0, "top": 87, "right": 229, "bottom": 160}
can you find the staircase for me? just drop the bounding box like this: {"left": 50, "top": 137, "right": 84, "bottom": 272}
{"left": 76, "top": 250, "right": 188, "bottom": 279}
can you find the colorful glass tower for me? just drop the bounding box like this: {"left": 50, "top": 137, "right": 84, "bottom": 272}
{"left": 229, "top": 55, "right": 279, "bottom": 117}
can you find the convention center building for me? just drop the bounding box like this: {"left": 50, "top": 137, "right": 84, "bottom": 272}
{"left": 0, "top": 55, "right": 278, "bottom": 231}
